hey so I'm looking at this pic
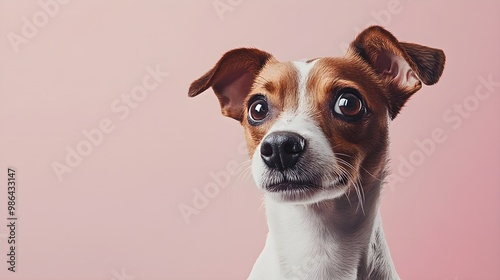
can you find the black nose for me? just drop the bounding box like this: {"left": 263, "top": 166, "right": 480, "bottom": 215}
{"left": 260, "top": 131, "right": 306, "bottom": 171}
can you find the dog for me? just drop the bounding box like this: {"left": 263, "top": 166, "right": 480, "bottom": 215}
{"left": 188, "top": 26, "right": 445, "bottom": 279}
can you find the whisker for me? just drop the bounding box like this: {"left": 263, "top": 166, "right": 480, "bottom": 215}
{"left": 335, "top": 152, "right": 384, "bottom": 183}
{"left": 334, "top": 157, "right": 366, "bottom": 214}
{"left": 235, "top": 160, "right": 253, "bottom": 184}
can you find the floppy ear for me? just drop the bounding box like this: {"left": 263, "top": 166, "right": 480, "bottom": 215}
{"left": 188, "top": 48, "right": 273, "bottom": 121}
{"left": 347, "top": 26, "right": 445, "bottom": 119}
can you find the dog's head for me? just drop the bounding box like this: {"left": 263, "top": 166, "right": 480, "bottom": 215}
{"left": 189, "top": 26, "right": 445, "bottom": 204}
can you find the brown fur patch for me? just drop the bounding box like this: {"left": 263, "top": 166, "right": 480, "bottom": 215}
{"left": 304, "top": 57, "right": 391, "bottom": 194}
{"left": 242, "top": 61, "right": 300, "bottom": 155}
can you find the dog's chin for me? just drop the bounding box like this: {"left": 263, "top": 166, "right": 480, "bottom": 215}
{"left": 263, "top": 181, "right": 347, "bottom": 204}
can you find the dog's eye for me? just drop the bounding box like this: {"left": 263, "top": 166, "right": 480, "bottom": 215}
{"left": 248, "top": 97, "right": 269, "bottom": 124}
{"left": 333, "top": 91, "right": 365, "bottom": 120}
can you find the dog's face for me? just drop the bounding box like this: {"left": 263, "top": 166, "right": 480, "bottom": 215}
{"left": 240, "top": 58, "right": 392, "bottom": 204}
{"left": 189, "top": 26, "right": 445, "bottom": 204}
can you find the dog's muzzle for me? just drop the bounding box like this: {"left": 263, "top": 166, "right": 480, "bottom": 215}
{"left": 260, "top": 131, "right": 306, "bottom": 171}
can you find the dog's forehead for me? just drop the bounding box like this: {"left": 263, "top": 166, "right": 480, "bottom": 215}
{"left": 252, "top": 61, "right": 300, "bottom": 111}
{"left": 253, "top": 57, "right": 385, "bottom": 111}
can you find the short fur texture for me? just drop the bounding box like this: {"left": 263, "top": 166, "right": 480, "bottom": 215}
{"left": 189, "top": 26, "right": 445, "bottom": 280}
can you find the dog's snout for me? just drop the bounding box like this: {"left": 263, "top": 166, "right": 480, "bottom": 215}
{"left": 260, "top": 131, "right": 306, "bottom": 171}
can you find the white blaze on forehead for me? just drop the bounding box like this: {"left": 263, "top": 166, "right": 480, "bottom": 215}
{"left": 293, "top": 60, "right": 318, "bottom": 114}
{"left": 265, "top": 59, "right": 319, "bottom": 131}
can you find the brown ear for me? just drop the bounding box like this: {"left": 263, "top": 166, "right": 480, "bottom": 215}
{"left": 188, "top": 48, "right": 273, "bottom": 121}
{"left": 347, "top": 26, "right": 445, "bottom": 119}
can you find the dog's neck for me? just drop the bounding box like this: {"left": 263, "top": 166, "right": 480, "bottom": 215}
{"left": 251, "top": 180, "right": 399, "bottom": 280}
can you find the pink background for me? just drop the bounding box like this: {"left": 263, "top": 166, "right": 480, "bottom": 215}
{"left": 1, "top": 0, "right": 499, "bottom": 279}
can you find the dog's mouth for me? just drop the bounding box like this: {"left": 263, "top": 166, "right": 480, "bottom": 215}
{"left": 264, "top": 180, "right": 321, "bottom": 202}
{"left": 261, "top": 174, "right": 350, "bottom": 203}
{"left": 265, "top": 181, "right": 319, "bottom": 193}
{"left": 264, "top": 175, "right": 348, "bottom": 192}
